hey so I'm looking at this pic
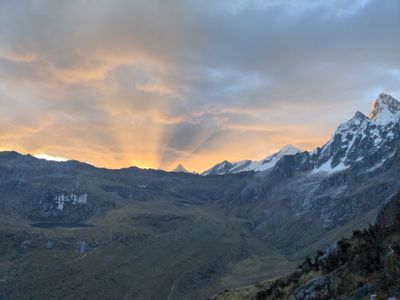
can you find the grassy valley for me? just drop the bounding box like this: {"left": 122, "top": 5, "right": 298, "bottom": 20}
{"left": 0, "top": 196, "right": 295, "bottom": 300}
{"left": 0, "top": 150, "right": 399, "bottom": 299}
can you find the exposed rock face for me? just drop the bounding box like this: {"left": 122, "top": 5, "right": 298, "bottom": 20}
{"left": 350, "top": 284, "right": 376, "bottom": 300}
{"left": 204, "top": 93, "right": 400, "bottom": 176}
{"left": 20, "top": 240, "right": 32, "bottom": 250}
{"left": 76, "top": 240, "right": 88, "bottom": 254}
{"left": 231, "top": 93, "right": 400, "bottom": 237}
{"left": 369, "top": 93, "right": 400, "bottom": 121}
{"left": 200, "top": 94, "right": 400, "bottom": 242}
{"left": 28, "top": 191, "right": 93, "bottom": 222}
{"left": 293, "top": 271, "right": 336, "bottom": 300}
{"left": 46, "top": 240, "right": 54, "bottom": 249}
{"left": 54, "top": 193, "right": 87, "bottom": 211}
{"left": 306, "top": 93, "right": 400, "bottom": 173}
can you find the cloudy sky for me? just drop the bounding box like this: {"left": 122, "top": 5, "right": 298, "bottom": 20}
{"left": 0, "top": 0, "right": 399, "bottom": 171}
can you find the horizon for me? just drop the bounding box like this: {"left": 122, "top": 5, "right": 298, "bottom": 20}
{"left": 2, "top": 2, "right": 400, "bottom": 299}
{"left": 1, "top": 91, "right": 398, "bottom": 173}
{"left": 0, "top": 0, "right": 399, "bottom": 172}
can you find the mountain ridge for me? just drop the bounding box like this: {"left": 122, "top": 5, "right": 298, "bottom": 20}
{"left": 203, "top": 93, "right": 400, "bottom": 176}
{"left": 1, "top": 93, "right": 400, "bottom": 299}
{"left": 202, "top": 144, "right": 300, "bottom": 176}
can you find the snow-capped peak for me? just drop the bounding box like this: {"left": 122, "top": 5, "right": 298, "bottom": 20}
{"left": 204, "top": 93, "right": 400, "bottom": 177}
{"left": 311, "top": 93, "right": 400, "bottom": 175}
{"left": 336, "top": 111, "right": 368, "bottom": 134}
{"left": 266, "top": 144, "right": 299, "bottom": 159}
{"left": 368, "top": 93, "right": 400, "bottom": 124}
{"left": 202, "top": 145, "right": 300, "bottom": 176}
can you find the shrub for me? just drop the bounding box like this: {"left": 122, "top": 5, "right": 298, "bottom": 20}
{"left": 392, "top": 241, "right": 400, "bottom": 256}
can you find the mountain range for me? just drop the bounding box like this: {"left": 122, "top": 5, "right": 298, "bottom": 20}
{"left": 0, "top": 93, "right": 400, "bottom": 299}
{"left": 203, "top": 93, "right": 399, "bottom": 176}
{"left": 202, "top": 144, "right": 300, "bottom": 176}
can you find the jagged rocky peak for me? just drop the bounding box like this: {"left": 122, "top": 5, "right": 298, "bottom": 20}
{"left": 204, "top": 93, "right": 400, "bottom": 176}
{"left": 353, "top": 110, "right": 368, "bottom": 121}
{"left": 336, "top": 110, "right": 368, "bottom": 134}
{"left": 335, "top": 93, "right": 399, "bottom": 134}
{"left": 368, "top": 93, "right": 400, "bottom": 122}
{"left": 172, "top": 164, "right": 187, "bottom": 172}
{"left": 311, "top": 92, "right": 400, "bottom": 175}
{"left": 172, "top": 164, "right": 190, "bottom": 173}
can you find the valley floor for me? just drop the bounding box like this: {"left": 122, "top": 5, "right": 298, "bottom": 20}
{"left": 0, "top": 200, "right": 296, "bottom": 300}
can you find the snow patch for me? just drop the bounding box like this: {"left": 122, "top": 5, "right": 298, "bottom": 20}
{"left": 202, "top": 145, "right": 300, "bottom": 175}
{"left": 369, "top": 93, "right": 400, "bottom": 125}
{"left": 35, "top": 154, "right": 68, "bottom": 162}
{"left": 311, "top": 159, "right": 349, "bottom": 174}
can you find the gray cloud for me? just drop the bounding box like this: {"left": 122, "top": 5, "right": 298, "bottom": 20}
{"left": 0, "top": 0, "right": 399, "bottom": 170}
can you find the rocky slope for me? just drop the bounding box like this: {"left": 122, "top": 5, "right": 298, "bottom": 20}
{"left": 0, "top": 93, "right": 399, "bottom": 299}
{"left": 213, "top": 193, "right": 400, "bottom": 300}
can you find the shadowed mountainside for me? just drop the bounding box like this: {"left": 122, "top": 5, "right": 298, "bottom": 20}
{"left": 214, "top": 193, "right": 400, "bottom": 300}
{"left": 1, "top": 94, "right": 400, "bottom": 299}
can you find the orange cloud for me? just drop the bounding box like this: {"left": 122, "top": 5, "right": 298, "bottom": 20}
{"left": 1, "top": 0, "right": 398, "bottom": 173}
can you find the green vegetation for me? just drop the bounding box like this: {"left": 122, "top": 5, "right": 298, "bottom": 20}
{"left": 1, "top": 153, "right": 399, "bottom": 299}
{"left": 214, "top": 216, "right": 400, "bottom": 299}
{"left": 0, "top": 200, "right": 296, "bottom": 300}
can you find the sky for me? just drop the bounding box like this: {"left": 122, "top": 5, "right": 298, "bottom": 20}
{"left": 0, "top": 0, "right": 399, "bottom": 172}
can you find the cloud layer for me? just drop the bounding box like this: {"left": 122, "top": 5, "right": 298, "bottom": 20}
{"left": 0, "top": 0, "right": 399, "bottom": 171}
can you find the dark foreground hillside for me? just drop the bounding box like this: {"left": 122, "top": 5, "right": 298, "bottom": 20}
{"left": 214, "top": 194, "right": 400, "bottom": 300}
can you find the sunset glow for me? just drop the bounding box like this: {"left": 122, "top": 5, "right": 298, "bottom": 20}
{"left": 0, "top": 0, "right": 399, "bottom": 172}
